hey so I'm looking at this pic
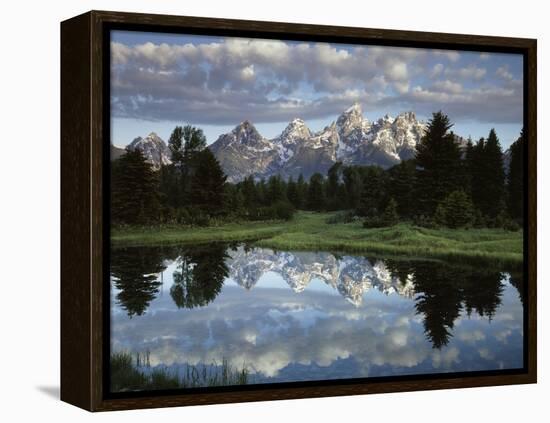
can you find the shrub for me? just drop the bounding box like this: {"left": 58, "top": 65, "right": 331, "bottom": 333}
{"left": 413, "top": 214, "right": 436, "bottom": 228}
{"left": 362, "top": 216, "right": 385, "bottom": 228}
{"left": 271, "top": 200, "right": 295, "bottom": 220}
{"left": 247, "top": 201, "right": 295, "bottom": 221}
{"left": 494, "top": 211, "right": 521, "bottom": 231}
{"left": 434, "top": 190, "right": 474, "bottom": 229}
{"left": 472, "top": 209, "right": 487, "bottom": 228}
{"left": 382, "top": 198, "right": 399, "bottom": 226}
{"left": 326, "top": 210, "right": 357, "bottom": 224}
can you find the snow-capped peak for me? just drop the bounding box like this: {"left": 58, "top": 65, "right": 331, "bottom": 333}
{"left": 344, "top": 102, "right": 362, "bottom": 115}
{"left": 337, "top": 102, "right": 364, "bottom": 128}
{"left": 234, "top": 120, "right": 262, "bottom": 141}
{"left": 205, "top": 103, "right": 428, "bottom": 181}
{"left": 127, "top": 132, "right": 171, "bottom": 169}
{"left": 277, "top": 118, "right": 311, "bottom": 142}
{"left": 395, "top": 111, "right": 416, "bottom": 122}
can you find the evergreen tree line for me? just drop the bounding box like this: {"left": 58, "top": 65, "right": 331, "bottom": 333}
{"left": 111, "top": 112, "right": 524, "bottom": 230}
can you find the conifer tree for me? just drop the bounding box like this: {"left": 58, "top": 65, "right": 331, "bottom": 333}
{"left": 382, "top": 198, "right": 399, "bottom": 226}
{"left": 342, "top": 166, "right": 363, "bottom": 209}
{"left": 434, "top": 190, "right": 474, "bottom": 229}
{"left": 296, "top": 174, "right": 307, "bottom": 209}
{"left": 507, "top": 129, "right": 524, "bottom": 222}
{"left": 267, "top": 175, "right": 287, "bottom": 205}
{"left": 356, "top": 166, "right": 387, "bottom": 217}
{"left": 307, "top": 173, "right": 325, "bottom": 211}
{"left": 190, "top": 149, "right": 227, "bottom": 215}
{"left": 415, "top": 111, "right": 463, "bottom": 216}
{"left": 387, "top": 160, "right": 416, "bottom": 218}
{"left": 241, "top": 176, "right": 258, "bottom": 210}
{"left": 464, "top": 136, "right": 474, "bottom": 196}
{"left": 326, "top": 162, "right": 346, "bottom": 210}
{"left": 478, "top": 129, "right": 506, "bottom": 219}
{"left": 286, "top": 176, "right": 301, "bottom": 209}
{"left": 111, "top": 149, "right": 159, "bottom": 225}
{"left": 469, "top": 137, "right": 486, "bottom": 214}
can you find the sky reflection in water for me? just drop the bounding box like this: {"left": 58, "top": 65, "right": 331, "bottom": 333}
{"left": 110, "top": 244, "right": 524, "bottom": 386}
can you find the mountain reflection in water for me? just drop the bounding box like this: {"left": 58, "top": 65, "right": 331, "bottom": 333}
{"left": 110, "top": 243, "right": 524, "bottom": 388}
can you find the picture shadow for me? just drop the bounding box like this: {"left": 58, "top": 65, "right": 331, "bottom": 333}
{"left": 36, "top": 385, "right": 59, "bottom": 400}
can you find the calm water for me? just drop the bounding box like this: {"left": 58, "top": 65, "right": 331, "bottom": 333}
{"left": 110, "top": 243, "right": 524, "bottom": 390}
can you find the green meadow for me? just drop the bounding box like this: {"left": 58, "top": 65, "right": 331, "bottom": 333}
{"left": 112, "top": 211, "right": 523, "bottom": 267}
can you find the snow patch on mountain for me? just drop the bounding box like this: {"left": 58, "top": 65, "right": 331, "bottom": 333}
{"left": 127, "top": 132, "right": 171, "bottom": 169}
{"left": 227, "top": 246, "right": 416, "bottom": 306}
{"left": 209, "top": 103, "right": 429, "bottom": 181}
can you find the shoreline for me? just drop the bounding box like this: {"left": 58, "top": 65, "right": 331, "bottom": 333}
{"left": 111, "top": 211, "right": 523, "bottom": 268}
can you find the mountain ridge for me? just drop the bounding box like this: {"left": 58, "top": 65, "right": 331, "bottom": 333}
{"left": 112, "top": 104, "right": 477, "bottom": 181}
{"left": 209, "top": 103, "right": 429, "bottom": 182}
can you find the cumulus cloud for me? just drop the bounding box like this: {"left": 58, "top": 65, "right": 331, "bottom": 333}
{"left": 496, "top": 65, "right": 514, "bottom": 81}
{"left": 444, "top": 64, "right": 487, "bottom": 80}
{"left": 110, "top": 36, "right": 523, "bottom": 128}
{"left": 431, "top": 63, "right": 444, "bottom": 78}
{"left": 433, "top": 50, "right": 461, "bottom": 62}
{"left": 111, "top": 273, "right": 524, "bottom": 383}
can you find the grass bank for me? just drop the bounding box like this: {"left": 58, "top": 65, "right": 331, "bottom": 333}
{"left": 111, "top": 352, "right": 250, "bottom": 392}
{"left": 111, "top": 211, "right": 523, "bottom": 267}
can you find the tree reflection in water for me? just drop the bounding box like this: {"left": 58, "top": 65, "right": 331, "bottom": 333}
{"left": 170, "top": 245, "right": 229, "bottom": 309}
{"left": 111, "top": 244, "right": 520, "bottom": 349}
{"left": 387, "top": 259, "right": 507, "bottom": 349}
{"left": 110, "top": 246, "right": 171, "bottom": 317}
{"left": 111, "top": 244, "right": 230, "bottom": 316}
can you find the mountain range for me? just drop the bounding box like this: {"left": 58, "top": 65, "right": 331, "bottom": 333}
{"left": 209, "top": 104, "right": 427, "bottom": 181}
{"left": 226, "top": 246, "right": 415, "bottom": 306}
{"left": 111, "top": 104, "right": 458, "bottom": 181}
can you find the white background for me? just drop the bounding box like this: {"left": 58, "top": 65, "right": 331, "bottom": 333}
{"left": 0, "top": 0, "right": 546, "bottom": 421}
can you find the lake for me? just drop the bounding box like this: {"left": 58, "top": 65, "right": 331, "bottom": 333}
{"left": 110, "top": 243, "right": 524, "bottom": 392}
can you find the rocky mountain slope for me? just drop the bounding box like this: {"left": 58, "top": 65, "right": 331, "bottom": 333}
{"left": 113, "top": 105, "right": 472, "bottom": 182}
{"left": 125, "top": 132, "right": 172, "bottom": 170}
{"left": 209, "top": 103, "right": 428, "bottom": 182}
{"left": 227, "top": 246, "right": 415, "bottom": 306}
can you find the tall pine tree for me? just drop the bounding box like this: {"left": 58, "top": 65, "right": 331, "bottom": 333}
{"left": 286, "top": 176, "right": 301, "bottom": 209}
{"left": 507, "top": 129, "right": 524, "bottom": 222}
{"left": 190, "top": 149, "right": 227, "bottom": 215}
{"left": 296, "top": 174, "right": 307, "bottom": 209}
{"left": 478, "top": 129, "right": 506, "bottom": 219}
{"left": 387, "top": 160, "right": 416, "bottom": 218}
{"left": 415, "top": 111, "right": 463, "bottom": 216}
{"left": 307, "top": 173, "right": 325, "bottom": 211}
{"left": 111, "top": 149, "right": 159, "bottom": 225}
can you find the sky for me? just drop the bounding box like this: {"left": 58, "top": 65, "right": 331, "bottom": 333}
{"left": 110, "top": 30, "right": 524, "bottom": 149}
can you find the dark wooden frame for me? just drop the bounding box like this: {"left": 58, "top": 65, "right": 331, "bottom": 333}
{"left": 61, "top": 10, "right": 537, "bottom": 412}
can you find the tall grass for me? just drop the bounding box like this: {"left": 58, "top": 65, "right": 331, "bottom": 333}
{"left": 112, "top": 222, "right": 285, "bottom": 247}
{"left": 110, "top": 351, "right": 251, "bottom": 392}
{"left": 111, "top": 211, "right": 523, "bottom": 267}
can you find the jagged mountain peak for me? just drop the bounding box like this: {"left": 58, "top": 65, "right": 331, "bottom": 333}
{"left": 377, "top": 114, "right": 395, "bottom": 125}
{"left": 395, "top": 111, "right": 417, "bottom": 122}
{"left": 207, "top": 103, "right": 428, "bottom": 181}
{"left": 337, "top": 102, "right": 366, "bottom": 129}
{"left": 342, "top": 102, "right": 363, "bottom": 115}
{"left": 278, "top": 118, "right": 311, "bottom": 142}
{"left": 227, "top": 246, "right": 416, "bottom": 306}
{"left": 233, "top": 120, "right": 263, "bottom": 140}
{"left": 126, "top": 132, "right": 171, "bottom": 169}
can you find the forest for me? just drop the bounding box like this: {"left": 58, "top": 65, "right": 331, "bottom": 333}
{"left": 111, "top": 112, "right": 524, "bottom": 232}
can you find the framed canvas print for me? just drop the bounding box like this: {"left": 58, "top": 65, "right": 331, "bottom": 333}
{"left": 60, "top": 10, "right": 537, "bottom": 411}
